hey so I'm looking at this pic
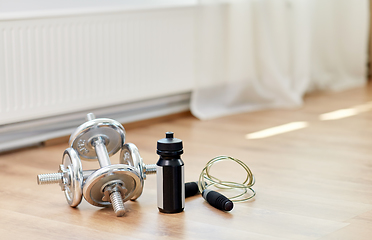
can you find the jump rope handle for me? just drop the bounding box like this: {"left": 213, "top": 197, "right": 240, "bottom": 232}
{"left": 184, "top": 181, "right": 234, "bottom": 211}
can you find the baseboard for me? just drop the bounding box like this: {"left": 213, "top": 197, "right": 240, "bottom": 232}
{"left": 0, "top": 92, "right": 191, "bottom": 153}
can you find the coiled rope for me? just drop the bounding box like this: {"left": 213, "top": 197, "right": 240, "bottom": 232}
{"left": 198, "top": 156, "right": 256, "bottom": 202}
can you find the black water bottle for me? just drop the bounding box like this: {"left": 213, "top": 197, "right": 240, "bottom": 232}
{"left": 156, "top": 132, "right": 185, "bottom": 213}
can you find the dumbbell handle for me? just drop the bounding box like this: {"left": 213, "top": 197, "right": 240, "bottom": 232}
{"left": 93, "top": 137, "right": 111, "bottom": 167}
{"left": 86, "top": 113, "right": 114, "bottom": 168}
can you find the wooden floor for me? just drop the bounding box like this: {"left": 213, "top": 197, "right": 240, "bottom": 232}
{"left": 1, "top": 85, "right": 372, "bottom": 240}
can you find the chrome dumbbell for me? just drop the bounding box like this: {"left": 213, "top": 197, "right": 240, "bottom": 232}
{"left": 37, "top": 148, "right": 95, "bottom": 207}
{"left": 120, "top": 143, "right": 157, "bottom": 200}
{"left": 70, "top": 113, "right": 141, "bottom": 217}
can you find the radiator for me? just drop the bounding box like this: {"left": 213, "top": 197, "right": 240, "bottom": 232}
{"left": 0, "top": 4, "right": 196, "bottom": 151}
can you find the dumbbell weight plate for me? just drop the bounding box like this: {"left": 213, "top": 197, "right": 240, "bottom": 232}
{"left": 69, "top": 118, "right": 125, "bottom": 160}
{"left": 61, "top": 148, "right": 83, "bottom": 207}
{"left": 83, "top": 164, "right": 141, "bottom": 207}
{"left": 120, "top": 143, "right": 145, "bottom": 200}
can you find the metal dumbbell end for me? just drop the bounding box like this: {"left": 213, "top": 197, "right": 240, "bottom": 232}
{"left": 110, "top": 191, "right": 126, "bottom": 216}
{"left": 120, "top": 143, "right": 157, "bottom": 179}
{"left": 37, "top": 148, "right": 85, "bottom": 207}
{"left": 38, "top": 168, "right": 95, "bottom": 187}
{"left": 70, "top": 113, "right": 141, "bottom": 217}
{"left": 120, "top": 143, "right": 156, "bottom": 179}
{"left": 120, "top": 143, "right": 158, "bottom": 200}
{"left": 103, "top": 182, "right": 127, "bottom": 217}
{"left": 144, "top": 164, "right": 157, "bottom": 175}
{"left": 37, "top": 172, "right": 63, "bottom": 185}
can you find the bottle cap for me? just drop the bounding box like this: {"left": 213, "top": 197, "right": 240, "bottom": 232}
{"left": 157, "top": 132, "right": 183, "bottom": 153}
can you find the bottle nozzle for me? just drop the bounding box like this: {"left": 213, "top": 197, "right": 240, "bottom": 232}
{"left": 166, "top": 132, "right": 174, "bottom": 138}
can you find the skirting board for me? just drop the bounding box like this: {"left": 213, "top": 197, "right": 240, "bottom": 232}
{"left": 0, "top": 92, "right": 191, "bottom": 153}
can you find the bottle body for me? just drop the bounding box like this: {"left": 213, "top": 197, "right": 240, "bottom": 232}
{"left": 156, "top": 156, "right": 184, "bottom": 213}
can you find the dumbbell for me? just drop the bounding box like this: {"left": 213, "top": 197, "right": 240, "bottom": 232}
{"left": 37, "top": 148, "right": 95, "bottom": 207}
{"left": 69, "top": 113, "right": 141, "bottom": 217}
{"left": 36, "top": 146, "right": 143, "bottom": 209}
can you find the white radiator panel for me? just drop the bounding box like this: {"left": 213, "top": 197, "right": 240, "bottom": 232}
{"left": 0, "top": 8, "right": 195, "bottom": 125}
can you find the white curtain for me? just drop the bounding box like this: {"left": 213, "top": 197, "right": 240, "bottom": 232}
{"left": 191, "top": 0, "right": 369, "bottom": 120}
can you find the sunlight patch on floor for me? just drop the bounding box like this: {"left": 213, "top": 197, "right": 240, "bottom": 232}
{"left": 245, "top": 122, "right": 309, "bottom": 139}
{"left": 319, "top": 101, "right": 372, "bottom": 120}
